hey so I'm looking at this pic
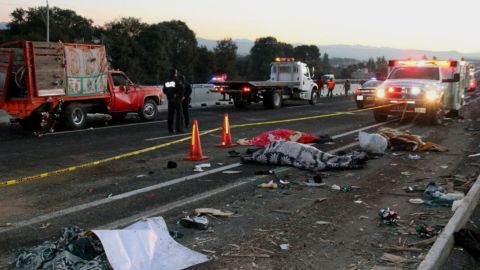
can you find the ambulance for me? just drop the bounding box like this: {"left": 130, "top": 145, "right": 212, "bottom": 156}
{"left": 373, "top": 59, "right": 469, "bottom": 124}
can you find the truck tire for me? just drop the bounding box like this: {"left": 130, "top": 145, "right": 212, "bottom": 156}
{"left": 64, "top": 103, "right": 87, "bottom": 130}
{"left": 309, "top": 89, "right": 320, "bottom": 105}
{"left": 234, "top": 100, "right": 247, "bottom": 109}
{"left": 139, "top": 99, "right": 158, "bottom": 121}
{"left": 264, "top": 90, "right": 282, "bottom": 109}
{"left": 373, "top": 109, "right": 388, "bottom": 122}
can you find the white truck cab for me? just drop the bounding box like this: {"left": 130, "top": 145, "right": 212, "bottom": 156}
{"left": 373, "top": 60, "right": 467, "bottom": 124}
{"left": 270, "top": 58, "right": 317, "bottom": 100}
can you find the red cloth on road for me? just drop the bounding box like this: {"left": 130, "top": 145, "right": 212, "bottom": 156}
{"left": 237, "top": 129, "right": 319, "bottom": 147}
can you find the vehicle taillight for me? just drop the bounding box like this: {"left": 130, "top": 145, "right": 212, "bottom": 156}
{"left": 388, "top": 87, "right": 395, "bottom": 93}
{"left": 355, "top": 89, "right": 362, "bottom": 95}
{"left": 242, "top": 87, "right": 251, "bottom": 93}
{"left": 217, "top": 87, "right": 224, "bottom": 92}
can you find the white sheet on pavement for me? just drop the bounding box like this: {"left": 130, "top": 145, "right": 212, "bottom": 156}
{"left": 92, "top": 217, "right": 209, "bottom": 270}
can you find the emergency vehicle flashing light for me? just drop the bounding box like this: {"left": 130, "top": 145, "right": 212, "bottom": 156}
{"left": 388, "top": 60, "right": 458, "bottom": 68}
{"left": 274, "top": 57, "right": 295, "bottom": 62}
{"left": 211, "top": 74, "right": 228, "bottom": 82}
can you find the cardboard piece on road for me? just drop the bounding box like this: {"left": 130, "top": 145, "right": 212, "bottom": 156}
{"left": 92, "top": 217, "right": 208, "bottom": 270}
{"left": 194, "top": 208, "right": 234, "bottom": 217}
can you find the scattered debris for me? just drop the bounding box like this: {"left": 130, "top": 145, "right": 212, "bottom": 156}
{"left": 424, "top": 182, "right": 445, "bottom": 196}
{"left": 408, "top": 154, "right": 421, "bottom": 160}
{"left": 228, "top": 150, "right": 241, "bottom": 157}
{"left": 194, "top": 163, "right": 211, "bottom": 172}
{"left": 401, "top": 171, "right": 413, "bottom": 176}
{"left": 106, "top": 193, "right": 113, "bottom": 198}
{"left": 468, "top": 153, "right": 480, "bottom": 158}
{"left": 258, "top": 180, "right": 278, "bottom": 189}
{"left": 379, "top": 208, "right": 400, "bottom": 226}
{"left": 440, "top": 165, "right": 449, "bottom": 169}
{"left": 179, "top": 216, "right": 209, "bottom": 230}
{"left": 169, "top": 231, "right": 184, "bottom": 239}
{"left": 315, "top": 198, "right": 327, "bottom": 203}
{"left": 136, "top": 174, "right": 147, "bottom": 178}
{"left": 416, "top": 224, "right": 441, "bottom": 239}
{"left": 279, "top": 244, "right": 290, "bottom": 251}
{"left": 194, "top": 208, "right": 234, "bottom": 217}
{"left": 340, "top": 185, "right": 352, "bottom": 193}
{"left": 167, "top": 160, "right": 178, "bottom": 169}
{"left": 380, "top": 253, "right": 410, "bottom": 263}
{"left": 254, "top": 170, "right": 274, "bottom": 175}
{"left": 315, "top": 221, "right": 332, "bottom": 225}
{"left": 304, "top": 176, "right": 325, "bottom": 187}
{"left": 331, "top": 184, "right": 341, "bottom": 191}
{"left": 409, "top": 237, "right": 437, "bottom": 248}
{"left": 271, "top": 209, "right": 293, "bottom": 215}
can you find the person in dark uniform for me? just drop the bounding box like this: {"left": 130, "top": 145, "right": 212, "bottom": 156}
{"left": 163, "top": 69, "right": 185, "bottom": 134}
{"left": 180, "top": 75, "right": 192, "bottom": 129}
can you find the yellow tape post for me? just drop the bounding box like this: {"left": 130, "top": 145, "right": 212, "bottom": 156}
{"left": 0, "top": 103, "right": 397, "bottom": 188}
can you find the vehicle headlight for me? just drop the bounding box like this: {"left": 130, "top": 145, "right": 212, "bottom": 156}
{"left": 376, "top": 88, "right": 385, "bottom": 98}
{"left": 426, "top": 90, "right": 438, "bottom": 101}
{"left": 411, "top": 87, "right": 421, "bottom": 95}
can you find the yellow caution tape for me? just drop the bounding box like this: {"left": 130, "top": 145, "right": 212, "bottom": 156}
{"left": 0, "top": 103, "right": 397, "bottom": 188}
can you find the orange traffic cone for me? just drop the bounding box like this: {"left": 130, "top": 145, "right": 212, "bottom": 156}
{"left": 184, "top": 120, "right": 208, "bottom": 161}
{"left": 217, "top": 113, "right": 237, "bottom": 148}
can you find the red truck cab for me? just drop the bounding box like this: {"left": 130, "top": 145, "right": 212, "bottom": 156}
{"left": 0, "top": 41, "right": 163, "bottom": 130}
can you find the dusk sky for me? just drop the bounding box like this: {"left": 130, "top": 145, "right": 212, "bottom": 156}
{"left": 1, "top": 0, "right": 479, "bottom": 53}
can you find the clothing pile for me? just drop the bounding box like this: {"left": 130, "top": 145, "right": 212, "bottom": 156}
{"left": 241, "top": 141, "right": 367, "bottom": 171}
{"left": 16, "top": 227, "right": 110, "bottom": 270}
{"left": 378, "top": 127, "right": 448, "bottom": 152}
{"left": 237, "top": 129, "right": 328, "bottom": 147}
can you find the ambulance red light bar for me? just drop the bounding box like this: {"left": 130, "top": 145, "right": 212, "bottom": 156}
{"left": 389, "top": 60, "right": 458, "bottom": 67}
{"left": 274, "top": 57, "right": 295, "bottom": 62}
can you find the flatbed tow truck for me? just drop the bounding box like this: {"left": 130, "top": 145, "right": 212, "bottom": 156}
{"left": 211, "top": 58, "right": 319, "bottom": 109}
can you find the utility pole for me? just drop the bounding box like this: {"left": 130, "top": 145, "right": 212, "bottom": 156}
{"left": 46, "top": 0, "right": 50, "bottom": 42}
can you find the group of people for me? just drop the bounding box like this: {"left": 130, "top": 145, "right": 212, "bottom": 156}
{"left": 163, "top": 69, "right": 192, "bottom": 134}
{"left": 317, "top": 79, "right": 351, "bottom": 97}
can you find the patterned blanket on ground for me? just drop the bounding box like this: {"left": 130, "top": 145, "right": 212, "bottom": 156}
{"left": 16, "top": 227, "right": 111, "bottom": 270}
{"left": 241, "top": 141, "right": 367, "bottom": 171}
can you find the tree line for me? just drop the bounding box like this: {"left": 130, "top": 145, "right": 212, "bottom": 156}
{"left": 0, "top": 6, "right": 388, "bottom": 84}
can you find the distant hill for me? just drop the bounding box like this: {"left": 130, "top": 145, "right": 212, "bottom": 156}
{"left": 197, "top": 38, "right": 480, "bottom": 61}
{"left": 0, "top": 22, "right": 7, "bottom": 30}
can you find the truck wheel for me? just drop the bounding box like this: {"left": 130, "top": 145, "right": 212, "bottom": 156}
{"left": 234, "top": 100, "right": 247, "bottom": 109}
{"left": 139, "top": 99, "right": 158, "bottom": 121}
{"left": 309, "top": 89, "right": 320, "bottom": 105}
{"left": 64, "top": 103, "right": 87, "bottom": 130}
{"left": 373, "top": 109, "right": 388, "bottom": 122}
{"left": 356, "top": 102, "right": 364, "bottom": 109}
{"left": 264, "top": 90, "right": 282, "bottom": 109}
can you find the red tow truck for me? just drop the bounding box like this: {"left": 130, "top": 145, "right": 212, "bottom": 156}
{"left": 0, "top": 41, "right": 163, "bottom": 130}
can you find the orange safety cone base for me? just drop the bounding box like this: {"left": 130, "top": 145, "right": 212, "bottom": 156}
{"left": 184, "top": 155, "right": 209, "bottom": 161}
{"left": 216, "top": 142, "right": 238, "bottom": 148}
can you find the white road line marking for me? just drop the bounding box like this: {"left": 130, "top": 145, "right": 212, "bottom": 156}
{"left": 47, "top": 120, "right": 167, "bottom": 136}
{"left": 0, "top": 120, "right": 401, "bottom": 234}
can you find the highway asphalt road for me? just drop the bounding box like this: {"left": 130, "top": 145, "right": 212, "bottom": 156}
{"left": 0, "top": 90, "right": 479, "bottom": 269}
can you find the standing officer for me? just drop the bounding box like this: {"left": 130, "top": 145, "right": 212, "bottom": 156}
{"left": 327, "top": 78, "right": 335, "bottom": 97}
{"left": 344, "top": 79, "right": 351, "bottom": 96}
{"left": 163, "top": 69, "right": 185, "bottom": 134}
{"left": 180, "top": 75, "right": 192, "bottom": 129}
